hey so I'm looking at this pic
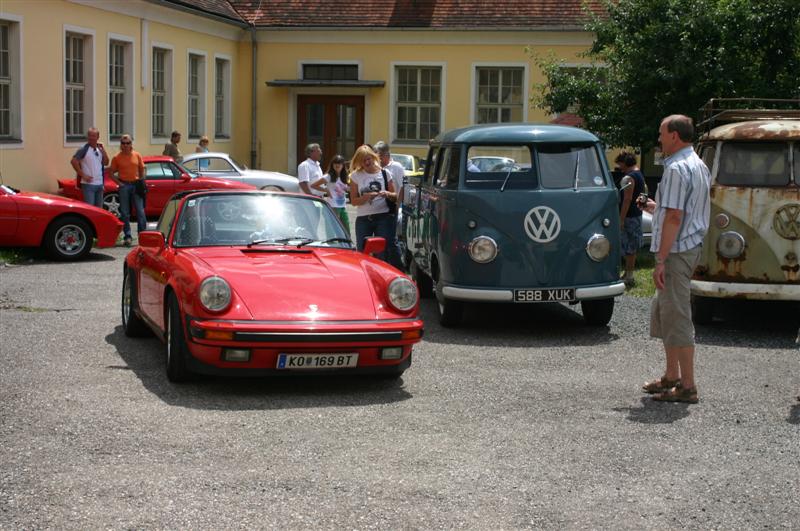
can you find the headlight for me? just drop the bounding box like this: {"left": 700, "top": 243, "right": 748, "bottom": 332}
{"left": 387, "top": 277, "right": 418, "bottom": 312}
{"left": 199, "top": 276, "right": 231, "bottom": 312}
{"left": 586, "top": 234, "right": 610, "bottom": 262}
{"left": 468, "top": 236, "right": 498, "bottom": 263}
{"left": 717, "top": 231, "right": 745, "bottom": 259}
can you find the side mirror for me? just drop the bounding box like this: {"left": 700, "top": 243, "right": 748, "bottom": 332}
{"left": 138, "top": 231, "right": 166, "bottom": 251}
{"left": 181, "top": 173, "right": 191, "bottom": 182}
{"left": 363, "top": 237, "right": 386, "bottom": 256}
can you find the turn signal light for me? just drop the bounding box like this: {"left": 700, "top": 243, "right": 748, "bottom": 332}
{"left": 401, "top": 330, "right": 423, "bottom": 340}
{"left": 205, "top": 330, "right": 234, "bottom": 341}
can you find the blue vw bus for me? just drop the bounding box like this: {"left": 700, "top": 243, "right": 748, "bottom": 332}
{"left": 401, "top": 124, "right": 625, "bottom": 326}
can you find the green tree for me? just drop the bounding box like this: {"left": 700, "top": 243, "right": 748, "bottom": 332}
{"left": 532, "top": 0, "right": 800, "bottom": 149}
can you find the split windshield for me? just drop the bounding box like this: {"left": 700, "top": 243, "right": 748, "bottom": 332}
{"left": 463, "top": 144, "right": 606, "bottom": 190}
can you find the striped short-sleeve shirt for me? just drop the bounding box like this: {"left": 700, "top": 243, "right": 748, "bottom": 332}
{"left": 650, "top": 146, "right": 711, "bottom": 254}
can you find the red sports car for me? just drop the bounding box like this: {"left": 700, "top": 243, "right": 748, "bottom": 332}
{"left": 122, "top": 190, "right": 424, "bottom": 382}
{"left": 57, "top": 155, "right": 255, "bottom": 218}
{"left": 0, "top": 184, "right": 122, "bottom": 260}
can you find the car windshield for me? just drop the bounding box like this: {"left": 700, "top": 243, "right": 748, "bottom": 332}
{"left": 392, "top": 154, "right": 414, "bottom": 171}
{"left": 172, "top": 194, "right": 351, "bottom": 248}
{"left": 465, "top": 146, "right": 536, "bottom": 190}
{"left": 717, "top": 142, "right": 790, "bottom": 186}
{"left": 538, "top": 143, "right": 606, "bottom": 189}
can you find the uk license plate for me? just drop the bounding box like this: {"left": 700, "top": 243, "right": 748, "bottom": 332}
{"left": 276, "top": 353, "right": 359, "bottom": 370}
{"left": 513, "top": 288, "right": 575, "bottom": 303}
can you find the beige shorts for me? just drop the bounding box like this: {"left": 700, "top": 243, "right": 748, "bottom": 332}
{"left": 650, "top": 246, "right": 702, "bottom": 347}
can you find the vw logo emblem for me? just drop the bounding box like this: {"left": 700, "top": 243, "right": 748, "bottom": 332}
{"left": 524, "top": 206, "right": 561, "bottom": 243}
{"left": 774, "top": 204, "right": 800, "bottom": 240}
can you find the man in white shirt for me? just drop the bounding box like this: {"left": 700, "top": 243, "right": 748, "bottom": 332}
{"left": 297, "top": 143, "right": 324, "bottom": 197}
{"left": 373, "top": 141, "right": 405, "bottom": 268}
{"left": 70, "top": 127, "right": 109, "bottom": 209}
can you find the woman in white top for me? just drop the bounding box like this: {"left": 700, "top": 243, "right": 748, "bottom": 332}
{"left": 348, "top": 144, "right": 400, "bottom": 267}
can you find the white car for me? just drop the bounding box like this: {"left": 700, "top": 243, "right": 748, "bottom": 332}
{"left": 181, "top": 152, "right": 300, "bottom": 192}
{"left": 642, "top": 210, "right": 652, "bottom": 248}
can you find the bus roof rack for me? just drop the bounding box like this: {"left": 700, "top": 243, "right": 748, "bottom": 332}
{"left": 698, "top": 98, "right": 800, "bottom": 136}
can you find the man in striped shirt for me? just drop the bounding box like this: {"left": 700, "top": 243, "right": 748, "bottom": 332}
{"left": 639, "top": 114, "right": 710, "bottom": 404}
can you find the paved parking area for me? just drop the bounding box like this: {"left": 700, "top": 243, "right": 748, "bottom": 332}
{"left": 0, "top": 243, "right": 798, "bottom": 529}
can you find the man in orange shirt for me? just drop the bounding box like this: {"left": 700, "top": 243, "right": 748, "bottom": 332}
{"left": 109, "top": 134, "right": 146, "bottom": 246}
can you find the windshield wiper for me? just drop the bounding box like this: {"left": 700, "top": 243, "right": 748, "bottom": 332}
{"left": 296, "top": 237, "right": 353, "bottom": 248}
{"left": 573, "top": 151, "right": 581, "bottom": 190}
{"left": 499, "top": 168, "right": 515, "bottom": 192}
{"left": 247, "top": 237, "right": 315, "bottom": 248}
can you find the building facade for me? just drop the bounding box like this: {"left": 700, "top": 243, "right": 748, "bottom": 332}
{"left": 0, "top": 0, "right": 599, "bottom": 192}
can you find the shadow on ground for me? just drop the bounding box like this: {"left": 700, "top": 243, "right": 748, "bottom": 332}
{"left": 613, "top": 396, "right": 692, "bottom": 424}
{"left": 696, "top": 300, "right": 800, "bottom": 349}
{"left": 105, "top": 325, "right": 413, "bottom": 410}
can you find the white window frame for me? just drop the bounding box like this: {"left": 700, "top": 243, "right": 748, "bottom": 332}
{"left": 213, "top": 53, "right": 231, "bottom": 141}
{"left": 0, "top": 14, "right": 22, "bottom": 147}
{"left": 390, "top": 61, "right": 446, "bottom": 147}
{"left": 186, "top": 49, "right": 206, "bottom": 142}
{"left": 150, "top": 42, "right": 173, "bottom": 143}
{"left": 470, "top": 62, "right": 529, "bottom": 125}
{"left": 63, "top": 24, "right": 94, "bottom": 147}
{"left": 107, "top": 33, "right": 135, "bottom": 140}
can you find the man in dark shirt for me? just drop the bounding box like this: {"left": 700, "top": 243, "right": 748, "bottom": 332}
{"left": 615, "top": 151, "right": 645, "bottom": 287}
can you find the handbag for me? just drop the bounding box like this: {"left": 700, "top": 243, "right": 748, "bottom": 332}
{"left": 380, "top": 169, "right": 397, "bottom": 215}
{"left": 134, "top": 178, "right": 147, "bottom": 197}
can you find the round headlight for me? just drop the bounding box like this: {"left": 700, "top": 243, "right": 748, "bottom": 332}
{"left": 586, "top": 234, "right": 610, "bottom": 262}
{"left": 714, "top": 213, "right": 730, "bottom": 229}
{"left": 199, "top": 276, "right": 232, "bottom": 312}
{"left": 387, "top": 277, "right": 418, "bottom": 312}
{"left": 717, "top": 231, "right": 745, "bottom": 259}
{"left": 468, "top": 236, "right": 498, "bottom": 264}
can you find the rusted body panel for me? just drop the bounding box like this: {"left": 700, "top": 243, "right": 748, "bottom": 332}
{"left": 704, "top": 120, "right": 800, "bottom": 141}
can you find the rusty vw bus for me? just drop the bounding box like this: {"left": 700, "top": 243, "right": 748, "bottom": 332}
{"left": 691, "top": 99, "right": 800, "bottom": 323}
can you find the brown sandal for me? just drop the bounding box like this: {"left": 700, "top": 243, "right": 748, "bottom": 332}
{"left": 642, "top": 376, "right": 681, "bottom": 394}
{"left": 652, "top": 385, "right": 698, "bottom": 404}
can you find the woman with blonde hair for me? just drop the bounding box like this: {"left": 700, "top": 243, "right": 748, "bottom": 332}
{"left": 348, "top": 144, "right": 401, "bottom": 267}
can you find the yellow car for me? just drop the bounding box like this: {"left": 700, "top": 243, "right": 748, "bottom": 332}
{"left": 392, "top": 153, "right": 425, "bottom": 179}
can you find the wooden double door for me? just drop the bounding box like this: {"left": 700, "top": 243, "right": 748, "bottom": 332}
{"left": 297, "top": 95, "right": 364, "bottom": 171}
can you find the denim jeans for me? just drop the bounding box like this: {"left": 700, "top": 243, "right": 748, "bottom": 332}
{"left": 356, "top": 212, "right": 402, "bottom": 268}
{"left": 82, "top": 184, "right": 104, "bottom": 209}
{"left": 119, "top": 183, "right": 146, "bottom": 238}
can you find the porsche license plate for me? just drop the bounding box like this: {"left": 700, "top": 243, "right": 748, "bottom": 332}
{"left": 277, "top": 353, "right": 359, "bottom": 370}
{"left": 513, "top": 288, "right": 575, "bottom": 303}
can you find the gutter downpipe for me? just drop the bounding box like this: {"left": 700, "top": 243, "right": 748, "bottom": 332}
{"left": 250, "top": 24, "right": 258, "bottom": 169}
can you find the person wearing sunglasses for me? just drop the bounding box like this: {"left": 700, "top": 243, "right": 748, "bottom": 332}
{"left": 109, "top": 135, "right": 146, "bottom": 246}
{"left": 70, "top": 127, "right": 109, "bottom": 208}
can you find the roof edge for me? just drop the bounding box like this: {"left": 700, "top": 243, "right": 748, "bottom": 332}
{"left": 146, "top": 0, "right": 250, "bottom": 27}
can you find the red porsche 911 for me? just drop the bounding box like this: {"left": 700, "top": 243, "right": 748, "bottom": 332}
{"left": 122, "top": 190, "right": 424, "bottom": 382}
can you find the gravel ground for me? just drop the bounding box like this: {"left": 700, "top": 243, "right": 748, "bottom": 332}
{"left": 1, "top": 241, "right": 798, "bottom": 530}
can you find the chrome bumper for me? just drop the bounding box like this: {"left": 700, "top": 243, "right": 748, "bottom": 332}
{"left": 691, "top": 280, "right": 800, "bottom": 301}
{"left": 441, "top": 282, "right": 626, "bottom": 302}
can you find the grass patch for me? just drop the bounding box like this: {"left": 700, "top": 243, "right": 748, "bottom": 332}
{"left": 626, "top": 248, "right": 656, "bottom": 298}
{"left": 0, "top": 248, "right": 33, "bottom": 265}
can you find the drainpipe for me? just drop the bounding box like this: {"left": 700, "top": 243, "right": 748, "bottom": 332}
{"left": 250, "top": 24, "right": 258, "bottom": 169}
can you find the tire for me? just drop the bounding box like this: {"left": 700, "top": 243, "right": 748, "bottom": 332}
{"left": 691, "top": 295, "right": 714, "bottom": 325}
{"left": 103, "top": 192, "right": 121, "bottom": 218}
{"left": 43, "top": 215, "right": 93, "bottom": 261}
{"left": 581, "top": 298, "right": 615, "bottom": 326}
{"left": 435, "top": 281, "right": 463, "bottom": 327}
{"left": 410, "top": 259, "right": 434, "bottom": 299}
{"left": 165, "top": 294, "right": 191, "bottom": 383}
{"left": 121, "top": 268, "right": 150, "bottom": 337}
{"left": 374, "top": 354, "right": 412, "bottom": 380}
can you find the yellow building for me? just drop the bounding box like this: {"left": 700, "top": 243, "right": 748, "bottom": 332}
{"left": 0, "top": 0, "right": 600, "bottom": 192}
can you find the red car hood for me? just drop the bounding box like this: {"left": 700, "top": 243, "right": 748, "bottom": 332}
{"left": 19, "top": 190, "right": 89, "bottom": 207}
{"left": 183, "top": 247, "right": 397, "bottom": 321}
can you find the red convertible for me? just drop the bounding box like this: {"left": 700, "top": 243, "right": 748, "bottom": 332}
{"left": 122, "top": 190, "right": 424, "bottom": 382}
{"left": 0, "top": 184, "right": 122, "bottom": 260}
{"left": 57, "top": 155, "right": 255, "bottom": 218}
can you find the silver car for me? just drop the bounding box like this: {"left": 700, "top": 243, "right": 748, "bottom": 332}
{"left": 181, "top": 152, "right": 300, "bottom": 192}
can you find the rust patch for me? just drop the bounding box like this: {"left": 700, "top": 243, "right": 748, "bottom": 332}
{"left": 708, "top": 120, "right": 800, "bottom": 141}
